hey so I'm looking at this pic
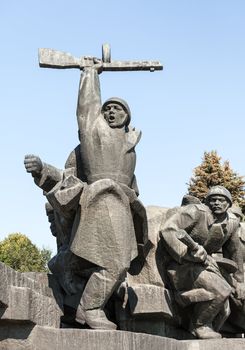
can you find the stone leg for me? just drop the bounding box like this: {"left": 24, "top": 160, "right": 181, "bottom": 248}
{"left": 213, "top": 299, "right": 230, "bottom": 331}
{"left": 227, "top": 295, "right": 245, "bottom": 331}
{"left": 190, "top": 269, "right": 232, "bottom": 339}
{"left": 76, "top": 268, "right": 126, "bottom": 330}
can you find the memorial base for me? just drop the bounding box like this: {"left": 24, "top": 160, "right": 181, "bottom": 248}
{"left": 0, "top": 324, "right": 244, "bottom": 350}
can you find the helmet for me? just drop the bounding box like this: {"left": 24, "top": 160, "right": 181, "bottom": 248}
{"left": 101, "top": 97, "right": 131, "bottom": 126}
{"left": 181, "top": 194, "right": 201, "bottom": 206}
{"left": 205, "top": 185, "right": 232, "bottom": 207}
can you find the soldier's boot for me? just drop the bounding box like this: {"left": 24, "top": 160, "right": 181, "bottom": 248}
{"left": 190, "top": 297, "right": 230, "bottom": 339}
{"left": 76, "top": 269, "right": 125, "bottom": 329}
{"left": 191, "top": 325, "right": 221, "bottom": 339}
{"left": 77, "top": 309, "right": 117, "bottom": 330}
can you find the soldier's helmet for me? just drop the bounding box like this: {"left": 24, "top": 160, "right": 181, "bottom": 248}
{"left": 181, "top": 194, "right": 201, "bottom": 206}
{"left": 205, "top": 185, "right": 232, "bottom": 207}
{"left": 101, "top": 97, "right": 131, "bottom": 126}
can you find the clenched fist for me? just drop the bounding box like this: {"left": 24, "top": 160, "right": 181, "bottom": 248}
{"left": 24, "top": 154, "right": 43, "bottom": 177}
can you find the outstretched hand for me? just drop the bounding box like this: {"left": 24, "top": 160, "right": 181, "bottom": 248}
{"left": 24, "top": 154, "right": 43, "bottom": 177}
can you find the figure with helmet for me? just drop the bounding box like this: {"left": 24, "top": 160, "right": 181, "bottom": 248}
{"left": 24, "top": 58, "right": 148, "bottom": 330}
{"left": 159, "top": 185, "right": 245, "bottom": 339}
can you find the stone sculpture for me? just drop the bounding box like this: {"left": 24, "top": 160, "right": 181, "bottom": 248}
{"left": 18, "top": 44, "right": 245, "bottom": 344}
{"left": 159, "top": 185, "right": 245, "bottom": 339}
{"left": 24, "top": 45, "right": 162, "bottom": 330}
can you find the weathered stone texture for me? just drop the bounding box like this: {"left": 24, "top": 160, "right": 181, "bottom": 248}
{"left": 127, "top": 206, "right": 169, "bottom": 287}
{"left": 1, "top": 326, "right": 245, "bottom": 350}
{"left": 0, "top": 262, "right": 61, "bottom": 328}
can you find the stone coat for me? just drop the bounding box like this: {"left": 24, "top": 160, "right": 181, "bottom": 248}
{"left": 160, "top": 203, "right": 243, "bottom": 293}
{"left": 69, "top": 67, "right": 144, "bottom": 272}
{"left": 35, "top": 67, "right": 147, "bottom": 273}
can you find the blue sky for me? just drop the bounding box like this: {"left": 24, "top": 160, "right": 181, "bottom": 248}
{"left": 1, "top": 1, "right": 245, "bottom": 253}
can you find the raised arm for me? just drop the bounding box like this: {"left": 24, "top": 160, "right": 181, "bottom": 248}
{"left": 76, "top": 61, "right": 102, "bottom": 134}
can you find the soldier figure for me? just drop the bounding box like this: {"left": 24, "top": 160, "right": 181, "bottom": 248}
{"left": 24, "top": 58, "right": 148, "bottom": 329}
{"left": 159, "top": 185, "right": 245, "bottom": 339}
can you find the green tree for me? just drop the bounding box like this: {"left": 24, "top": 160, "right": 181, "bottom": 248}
{"left": 188, "top": 151, "right": 245, "bottom": 212}
{"left": 0, "top": 233, "right": 52, "bottom": 272}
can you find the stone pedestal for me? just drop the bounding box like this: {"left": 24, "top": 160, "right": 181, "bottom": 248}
{"left": 0, "top": 326, "right": 244, "bottom": 350}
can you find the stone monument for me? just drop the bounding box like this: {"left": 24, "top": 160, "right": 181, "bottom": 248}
{"left": 159, "top": 185, "right": 245, "bottom": 339}
{"left": 1, "top": 44, "right": 245, "bottom": 349}
{"left": 24, "top": 44, "right": 159, "bottom": 330}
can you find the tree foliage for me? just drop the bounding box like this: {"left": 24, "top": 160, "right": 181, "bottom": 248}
{"left": 188, "top": 151, "right": 245, "bottom": 212}
{"left": 0, "top": 233, "right": 52, "bottom": 272}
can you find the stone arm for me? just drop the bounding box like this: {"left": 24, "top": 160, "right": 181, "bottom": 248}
{"left": 76, "top": 67, "right": 102, "bottom": 135}
{"left": 34, "top": 163, "right": 63, "bottom": 193}
{"left": 24, "top": 154, "right": 63, "bottom": 193}
{"left": 160, "top": 205, "right": 201, "bottom": 264}
{"left": 31, "top": 145, "right": 84, "bottom": 193}
{"left": 222, "top": 228, "right": 244, "bottom": 283}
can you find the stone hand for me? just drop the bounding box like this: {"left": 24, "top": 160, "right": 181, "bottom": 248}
{"left": 24, "top": 154, "right": 43, "bottom": 177}
{"left": 81, "top": 56, "right": 103, "bottom": 74}
{"left": 93, "top": 57, "right": 103, "bottom": 74}
{"left": 189, "top": 245, "right": 207, "bottom": 263}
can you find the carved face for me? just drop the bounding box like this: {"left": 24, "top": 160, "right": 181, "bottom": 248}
{"left": 103, "top": 103, "right": 128, "bottom": 128}
{"left": 207, "top": 195, "right": 230, "bottom": 215}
